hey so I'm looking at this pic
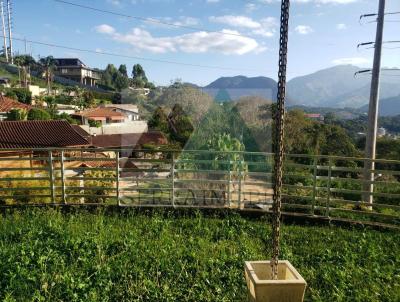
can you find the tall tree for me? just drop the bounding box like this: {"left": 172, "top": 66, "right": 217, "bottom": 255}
{"left": 14, "top": 55, "right": 36, "bottom": 88}
{"left": 131, "top": 64, "right": 148, "bottom": 88}
{"left": 39, "top": 56, "right": 57, "bottom": 94}
{"left": 132, "top": 64, "right": 147, "bottom": 81}
{"left": 118, "top": 64, "right": 128, "bottom": 77}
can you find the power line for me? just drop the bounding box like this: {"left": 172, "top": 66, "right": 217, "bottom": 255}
{"left": 7, "top": 35, "right": 266, "bottom": 72}
{"left": 51, "top": 0, "right": 249, "bottom": 38}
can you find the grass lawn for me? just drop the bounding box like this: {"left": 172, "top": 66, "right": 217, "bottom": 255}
{"left": 0, "top": 209, "right": 399, "bottom": 301}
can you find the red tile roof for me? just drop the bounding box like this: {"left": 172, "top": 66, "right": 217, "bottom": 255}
{"left": 0, "top": 120, "right": 89, "bottom": 148}
{"left": 71, "top": 125, "right": 91, "bottom": 139}
{"left": 0, "top": 95, "right": 31, "bottom": 112}
{"left": 74, "top": 108, "right": 125, "bottom": 119}
{"left": 91, "top": 132, "right": 168, "bottom": 148}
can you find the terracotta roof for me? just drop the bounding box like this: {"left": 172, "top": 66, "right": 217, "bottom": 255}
{"left": 0, "top": 120, "right": 89, "bottom": 148}
{"left": 0, "top": 95, "right": 31, "bottom": 112}
{"left": 91, "top": 132, "right": 168, "bottom": 148}
{"left": 71, "top": 125, "right": 91, "bottom": 139}
{"left": 73, "top": 108, "right": 125, "bottom": 119}
{"left": 102, "top": 104, "right": 139, "bottom": 112}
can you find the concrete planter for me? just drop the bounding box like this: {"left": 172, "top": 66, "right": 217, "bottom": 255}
{"left": 245, "top": 260, "right": 306, "bottom": 302}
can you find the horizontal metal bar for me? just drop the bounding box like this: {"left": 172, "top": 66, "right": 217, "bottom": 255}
{"left": 0, "top": 187, "right": 50, "bottom": 191}
{"left": 62, "top": 167, "right": 116, "bottom": 171}
{"left": 0, "top": 157, "right": 49, "bottom": 161}
{"left": 64, "top": 194, "right": 115, "bottom": 198}
{"left": 0, "top": 167, "right": 49, "bottom": 171}
{"left": 284, "top": 163, "right": 313, "bottom": 169}
{"left": 0, "top": 194, "right": 52, "bottom": 199}
{"left": 53, "top": 157, "right": 116, "bottom": 162}
{"left": 63, "top": 186, "right": 117, "bottom": 191}
{"left": 0, "top": 177, "right": 50, "bottom": 182}
{"left": 316, "top": 197, "right": 400, "bottom": 211}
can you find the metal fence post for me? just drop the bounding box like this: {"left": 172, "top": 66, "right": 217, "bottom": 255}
{"left": 48, "top": 150, "right": 55, "bottom": 204}
{"left": 115, "top": 152, "right": 120, "bottom": 206}
{"left": 227, "top": 160, "right": 231, "bottom": 206}
{"left": 238, "top": 157, "right": 243, "bottom": 209}
{"left": 171, "top": 152, "right": 175, "bottom": 207}
{"left": 326, "top": 158, "right": 332, "bottom": 217}
{"left": 60, "top": 150, "right": 66, "bottom": 204}
{"left": 311, "top": 156, "right": 318, "bottom": 215}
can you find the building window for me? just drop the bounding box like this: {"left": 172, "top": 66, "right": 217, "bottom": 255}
{"left": 61, "top": 69, "right": 68, "bottom": 74}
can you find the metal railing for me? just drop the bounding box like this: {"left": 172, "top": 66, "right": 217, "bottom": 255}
{"left": 0, "top": 148, "right": 399, "bottom": 227}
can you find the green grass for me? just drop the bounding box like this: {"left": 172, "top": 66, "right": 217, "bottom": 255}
{"left": 0, "top": 209, "right": 399, "bottom": 302}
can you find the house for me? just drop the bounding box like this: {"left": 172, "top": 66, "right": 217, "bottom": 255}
{"left": 72, "top": 107, "right": 127, "bottom": 126}
{"left": 128, "top": 87, "right": 150, "bottom": 96}
{"left": 56, "top": 104, "right": 80, "bottom": 115}
{"left": 28, "top": 85, "right": 47, "bottom": 97}
{"left": 54, "top": 58, "right": 101, "bottom": 87}
{"left": 101, "top": 104, "right": 140, "bottom": 121}
{"left": 0, "top": 95, "right": 32, "bottom": 121}
{"left": 304, "top": 113, "right": 324, "bottom": 122}
{"left": 377, "top": 127, "right": 387, "bottom": 137}
{"left": 0, "top": 120, "right": 89, "bottom": 149}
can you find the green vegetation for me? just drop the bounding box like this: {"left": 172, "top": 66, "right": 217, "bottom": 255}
{"left": 27, "top": 108, "right": 51, "bottom": 121}
{"left": 6, "top": 108, "right": 27, "bottom": 121}
{"left": 0, "top": 209, "right": 398, "bottom": 301}
{"left": 5, "top": 88, "right": 32, "bottom": 105}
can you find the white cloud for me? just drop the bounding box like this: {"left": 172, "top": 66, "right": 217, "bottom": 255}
{"left": 209, "top": 15, "right": 277, "bottom": 37}
{"left": 245, "top": 3, "right": 257, "bottom": 12}
{"left": 206, "top": 0, "right": 220, "bottom": 2}
{"left": 336, "top": 23, "right": 347, "bottom": 30}
{"left": 95, "top": 24, "right": 264, "bottom": 55}
{"left": 209, "top": 15, "right": 261, "bottom": 29}
{"left": 106, "top": 0, "right": 121, "bottom": 6}
{"left": 332, "top": 57, "right": 370, "bottom": 65}
{"left": 295, "top": 25, "right": 313, "bottom": 35}
{"left": 95, "top": 24, "right": 116, "bottom": 34}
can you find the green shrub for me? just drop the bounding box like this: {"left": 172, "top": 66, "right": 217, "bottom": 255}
{"left": 27, "top": 108, "right": 51, "bottom": 121}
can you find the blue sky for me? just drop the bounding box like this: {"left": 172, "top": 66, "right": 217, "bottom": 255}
{"left": 12, "top": 0, "right": 400, "bottom": 86}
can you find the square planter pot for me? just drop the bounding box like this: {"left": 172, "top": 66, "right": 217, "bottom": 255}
{"left": 245, "top": 260, "right": 306, "bottom": 302}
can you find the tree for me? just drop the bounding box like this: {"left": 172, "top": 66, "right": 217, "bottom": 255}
{"left": 167, "top": 104, "right": 194, "bottom": 147}
{"left": 101, "top": 64, "right": 118, "bottom": 88}
{"left": 113, "top": 72, "right": 129, "bottom": 91}
{"left": 118, "top": 64, "right": 128, "bottom": 77}
{"left": 39, "top": 56, "right": 57, "bottom": 94}
{"left": 14, "top": 55, "right": 36, "bottom": 87}
{"left": 148, "top": 107, "right": 169, "bottom": 133}
{"left": 155, "top": 84, "right": 213, "bottom": 124}
{"left": 6, "top": 108, "right": 27, "bottom": 121}
{"left": 27, "top": 108, "right": 51, "bottom": 121}
{"left": 132, "top": 64, "right": 148, "bottom": 82}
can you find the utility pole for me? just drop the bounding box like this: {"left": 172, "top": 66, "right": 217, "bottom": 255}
{"left": 363, "top": 0, "right": 386, "bottom": 205}
{"left": 0, "top": 1, "right": 7, "bottom": 62}
{"left": 6, "top": 0, "right": 12, "bottom": 64}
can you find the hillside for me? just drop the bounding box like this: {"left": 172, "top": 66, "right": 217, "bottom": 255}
{"left": 359, "top": 95, "right": 400, "bottom": 116}
{"left": 287, "top": 65, "right": 400, "bottom": 108}
{"left": 202, "top": 75, "right": 277, "bottom": 102}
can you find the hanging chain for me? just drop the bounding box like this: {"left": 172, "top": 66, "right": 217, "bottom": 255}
{"left": 271, "top": 0, "right": 290, "bottom": 280}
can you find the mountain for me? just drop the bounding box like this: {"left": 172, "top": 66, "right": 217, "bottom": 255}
{"left": 203, "top": 75, "right": 277, "bottom": 102}
{"left": 359, "top": 95, "right": 400, "bottom": 116}
{"left": 287, "top": 65, "right": 400, "bottom": 108}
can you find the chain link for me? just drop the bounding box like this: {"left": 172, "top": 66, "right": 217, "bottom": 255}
{"left": 271, "top": 0, "right": 290, "bottom": 280}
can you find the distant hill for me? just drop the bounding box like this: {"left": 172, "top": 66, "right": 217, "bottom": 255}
{"left": 287, "top": 65, "right": 400, "bottom": 108}
{"left": 359, "top": 95, "right": 400, "bottom": 116}
{"left": 202, "top": 75, "right": 277, "bottom": 102}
